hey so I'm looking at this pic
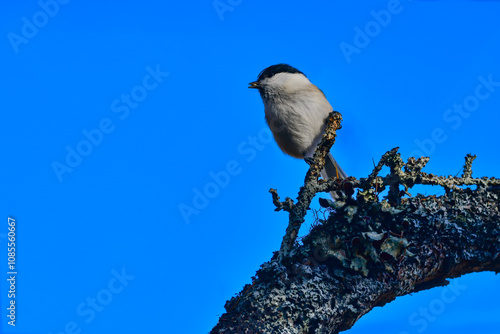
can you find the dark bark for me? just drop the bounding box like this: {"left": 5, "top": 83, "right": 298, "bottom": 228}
{"left": 211, "top": 112, "right": 500, "bottom": 334}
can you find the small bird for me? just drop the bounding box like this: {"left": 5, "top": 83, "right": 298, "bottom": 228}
{"left": 249, "top": 64, "right": 347, "bottom": 181}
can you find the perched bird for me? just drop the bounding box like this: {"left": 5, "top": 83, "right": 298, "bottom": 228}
{"left": 249, "top": 63, "right": 347, "bottom": 181}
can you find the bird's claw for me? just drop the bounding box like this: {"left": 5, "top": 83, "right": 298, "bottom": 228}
{"left": 304, "top": 157, "right": 315, "bottom": 166}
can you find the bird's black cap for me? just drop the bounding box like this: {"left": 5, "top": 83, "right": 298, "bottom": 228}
{"left": 257, "top": 64, "right": 305, "bottom": 82}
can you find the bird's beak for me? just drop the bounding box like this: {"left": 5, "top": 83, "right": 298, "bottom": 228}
{"left": 248, "top": 81, "right": 260, "bottom": 89}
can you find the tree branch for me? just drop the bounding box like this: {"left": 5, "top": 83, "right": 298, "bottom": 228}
{"left": 273, "top": 111, "right": 343, "bottom": 261}
{"left": 211, "top": 113, "right": 500, "bottom": 334}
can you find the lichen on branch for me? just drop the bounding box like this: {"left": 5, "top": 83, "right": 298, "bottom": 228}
{"left": 211, "top": 111, "right": 500, "bottom": 334}
{"left": 271, "top": 111, "right": 499, "bottom": 261}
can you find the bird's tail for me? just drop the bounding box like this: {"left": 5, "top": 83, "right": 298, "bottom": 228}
{"left": 321, "top": 152, "right": 347, "bottom": 197}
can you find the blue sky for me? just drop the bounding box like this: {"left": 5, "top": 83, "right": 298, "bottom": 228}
{"left": 1, "top": 1, "right": 499, "bottom": 333}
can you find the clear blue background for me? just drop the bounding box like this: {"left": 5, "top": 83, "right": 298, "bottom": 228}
{"left": 1, "top": 0, "right": 499, "bottom": 333}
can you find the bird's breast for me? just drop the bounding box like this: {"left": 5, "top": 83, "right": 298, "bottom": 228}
{"left": 264, "top": 93, "right": 331, "bottom": 159}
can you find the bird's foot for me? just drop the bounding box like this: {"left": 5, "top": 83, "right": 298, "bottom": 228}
{"left": 304, "top": 157, "right": 315, "bottom": 166}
